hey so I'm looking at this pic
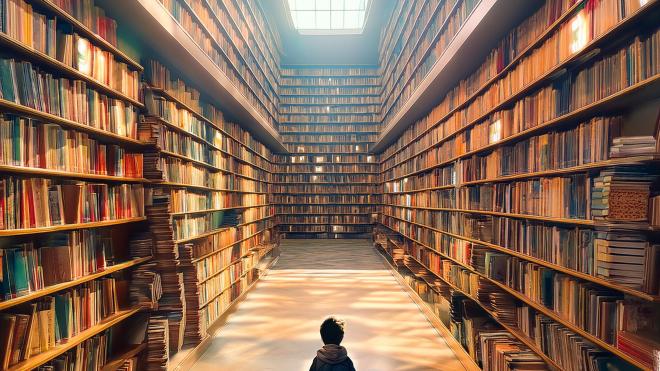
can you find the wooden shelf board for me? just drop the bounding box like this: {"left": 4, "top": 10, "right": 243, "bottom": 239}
{"left": 0, "top": 164, "right": 147, "bottom": 183}
{"left": 0, "top": 217, "right": 147, "bottom": 237}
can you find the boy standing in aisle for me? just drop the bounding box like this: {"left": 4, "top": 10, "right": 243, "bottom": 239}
{"left": 309, "top": 317, "right": 357, "bottom": 371}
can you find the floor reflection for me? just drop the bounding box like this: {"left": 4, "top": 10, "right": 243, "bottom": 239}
{"left": 190, "top": 239, "right": 465, "bottom": 371}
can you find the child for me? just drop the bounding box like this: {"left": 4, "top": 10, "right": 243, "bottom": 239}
{"left": 309, "top": 316, "right": 356, "bottom": 371}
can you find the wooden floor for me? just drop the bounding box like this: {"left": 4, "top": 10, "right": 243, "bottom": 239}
{"left": 190, "top": 239, "right": 465, "bottom": 371}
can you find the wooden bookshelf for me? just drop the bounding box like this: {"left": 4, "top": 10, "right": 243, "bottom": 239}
{"left": 0, "top": 99, "right": 145, "bottom": 147}
{"left": 6, "top": 306, "right": 145, "bottom": 371}
{"left": 375, "top": 0, "right": 554, "bottom": 152}
{"left": 375, "top": 236, "right": 559, "bottom": 370}
{"left": 274, "top": 66, "right": 381, "bottom": 238}
{"left": 374, "top": 0, "right": 660, "bottom": 368}
{"left": 0, "top": 33, "right": 143, "bottom": 108}
{"left": 97, "top": 0, "right": 287, "bottom": 152}
{"left": 0, "top": 164, "right": 148, "bottom": 183}
{"left": 0, "top": 256, "right": 152, "bottom": 311}
{"left": 32, "top": 0, "right": 142, "bottom": 69}
{"left": 0, "top": 217, "right": 147, "bottom": 237}
{"left": 379, "top": 0, "right": 659, "bottom": 166}
{"left": 137, "top": 60, "right": 280, "bottom": 362}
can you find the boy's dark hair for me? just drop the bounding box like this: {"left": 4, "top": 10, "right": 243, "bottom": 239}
{"left": 320, "top": 316, "right": 345, "bottom": 345}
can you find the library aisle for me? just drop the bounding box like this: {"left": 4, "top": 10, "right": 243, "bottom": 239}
{"left": 190, "top": 240, "right": 465, "bottom": 371}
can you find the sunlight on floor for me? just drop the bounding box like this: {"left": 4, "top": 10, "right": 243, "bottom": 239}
{"left": 189, "top": 239, "right": 465, "bottom": 371}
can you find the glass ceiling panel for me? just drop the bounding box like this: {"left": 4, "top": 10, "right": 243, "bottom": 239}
{"left": 287, "top": 0, "right": 369, "bottom": 35}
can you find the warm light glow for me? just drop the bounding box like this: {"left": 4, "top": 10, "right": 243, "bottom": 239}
{"left": 367, "top": 155, "right": 373, "bottom": 162}
{"left": 314, "top": 166, "right": 323, "bottom": 172}
{"left": 312, "top": 175, "right": 318, "bottom": 181}
{"left": 489, "top": 119, "right": 502, "bottom": 143}
{"left": 315, "top": 156, "right": 324, "bottom": 163}
{"left": 297, "top": 145, "right": 305, "bottom": 153}
{"left": 570, "top": 11, "right": 588, "bottom": 54}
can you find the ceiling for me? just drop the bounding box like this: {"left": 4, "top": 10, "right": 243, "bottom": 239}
{"left": 261, "top": 0, "right": 394, "bottom": 66}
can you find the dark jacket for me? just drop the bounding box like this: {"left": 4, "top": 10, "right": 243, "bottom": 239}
{"left": 309, "top": 344, "right": 356, "bottom": 371}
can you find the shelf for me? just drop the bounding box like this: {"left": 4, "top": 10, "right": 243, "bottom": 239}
{"left": 373, "top": 0, "right": 559, "bottom": 153}
{"left": 0, "top": 33, "right": 143, "bottom": 108}
{"left": 173, "top": 216, "right": 273, "bottom": 245}
{"left": 0, "top": 99, "right": 146, "bottom": 147}
{"left": 159, "top": 150, "right": 271, "bottom": 183}
{"left": 191, "top": 228, "right": 270, "bottom": 263}
{"left": 146, "top": 88, "right": 276, "bottom": 164}
{"left": 0, "top": 164, "right": 148, "bottom": 183}
{"left": 146, "top": 116, "right": 272, "bottom": 174}
{"left": 392, "top": 248, "right": 562, "bottom": 370}
{"left": 166, "top": 0, "right": 278, "bottom": 119}
{"left": 382, "top": 213, "right": 659, "bottom": 301}
{"left": 379, "top": 222, "right": 651, "bottom": 370}
{"left": 96, "top": 0, "right": 287, "bottom": 153}
{"left": 0, "top": 217, "right": 147, "bottom": 237}
{"left": 459, "top": 155, "right": 660, "bottom": 186}
{"left": 171, "top": 204, "right": 270, "bottom": 217}
{"left": 32, "top": 0, "right": 142, "bottom": 70}
{"left": 156, "top": 181, "right": 268, "bottom": 194}
{"left": 381, "top": 74, "right": 660, "bottom": 180}
{"left": 379, "top": 0, "right": 658, "bottom": 164}
{"left": 274, "top": 212, "right": 375, "bottom": 216}
{"left": 271, "top": 192, "right": 380, "bottom": 195}
{"left": 384, "top": 204, "right": 594, "bottom": 225}
{"left": 6, "top": 306, "right": 144, "bottom": 371}
{"left": 382, "top": 185, "right": 456, "bottom": 194}
{"left": 380, "top": 0, "right": 457, "bottom": 103}
{"left": 100, "top": 343, "right": 147, "bottom": 371}
{"left": 194, "top": 0, "right": 278, "bottom": 111}
{"left": 0, "top": 256, "right": 151, "bottom": 311}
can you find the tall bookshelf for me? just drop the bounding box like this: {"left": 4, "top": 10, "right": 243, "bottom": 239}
{"left": 374, "top": 0, "right": 660, "bottom": 369}
{"left": 0, "top": 0, "right": 153, "bottom": 369}
{"left": 149, "top": 0, "right": 281, "bottom": 130}
{"left": 275, "top": 66, "right": 381, "bottom": 239}
{"left": 138, "top": 60, "right": 280, "bottom": 368}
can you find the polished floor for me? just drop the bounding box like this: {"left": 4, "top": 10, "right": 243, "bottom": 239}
{"left": 190, "top": 239, "right": 466, "bottom": 371}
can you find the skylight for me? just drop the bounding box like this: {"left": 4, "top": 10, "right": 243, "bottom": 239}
{"left": 287, "top": 0, "right": 370, "bottom": 35}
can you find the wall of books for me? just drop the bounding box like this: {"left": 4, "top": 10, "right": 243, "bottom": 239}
{"left": 138, "top": 59, "right": 280, "bottom": 368}
{"left": 0, "top": 0, "right": 283, "bottom": 369}
{"left": 0, "top": 0, "right": 153, "bottom": 369}
{"left": 154, "top": 0, "right": 282, "bottom": 130}
{"left": 374, "top": 0, "right": 660, "bottom": 369}
{"left": 275, "top": 66, "right": 381, "bottom": 239}
{"left": 378, "top": 0, "right": 482, "bottom": 129}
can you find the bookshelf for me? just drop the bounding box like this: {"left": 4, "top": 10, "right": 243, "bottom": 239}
{"left": 374, "top": 0, "right": 660, "bottom": 369}
{"left": 95, "top": 0, "right": 287, "bottom": 153}
{"left": 139, "top": 60, "right": 280, "bottom": 367}
{"left": 373, "top": 0, "right": 544, "bottom": 153}
{"left": 0, "top": 0, "right": 154, "bottom": 369}
{"left": 275, "top": 66, "right": 381, "bottom": 239}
